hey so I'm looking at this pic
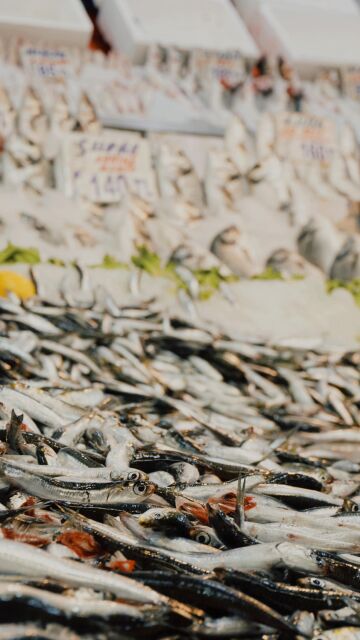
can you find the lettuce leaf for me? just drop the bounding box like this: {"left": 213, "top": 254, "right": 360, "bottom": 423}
{"left": 0, "top": 243, "right": 40, "bottom": 265}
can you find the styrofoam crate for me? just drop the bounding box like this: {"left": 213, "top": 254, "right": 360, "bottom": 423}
{"left": 236, "top": 0, "right": 360, "bottom": 70}
{"left": 98, "top": 0, "right": 258, "bottom": 62}
{"left": 0, "top": 0, "right": 92, "bottom": 47}
{"left": 262, "top": 0, "right": 359, "bottom": 13}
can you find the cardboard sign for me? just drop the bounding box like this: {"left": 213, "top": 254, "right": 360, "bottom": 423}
{"left": 58, "top": 130, "right": 157, "bottom": 203}
{"left": 275, "top": 112, "right": 337, "bottom": 164}
{"left": 21, "top": 46, "right": 74, "bottom": 80}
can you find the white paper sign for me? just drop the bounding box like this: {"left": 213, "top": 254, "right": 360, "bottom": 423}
{"left": 21, "top": 46, "right": 74, "bottom": 80}
{"left": 194, "top": 49, "right": 245, "bottom": 88}
{"left": 58, "top": 130, "right": 157, "bottom": 204}
{"left": 275, "top": 112, "right": 337, "bottom": 164}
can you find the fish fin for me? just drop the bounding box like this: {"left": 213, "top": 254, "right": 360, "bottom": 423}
{"left": 6, "top": 410, "right": 24, "bottom": 452}
{"left": 235, "top": 475, "right": 246, "bottom": 528}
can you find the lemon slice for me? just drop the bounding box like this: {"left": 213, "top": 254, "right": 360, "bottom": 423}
{"left": 0, "top": 271, "right": 36, "bottom": 300}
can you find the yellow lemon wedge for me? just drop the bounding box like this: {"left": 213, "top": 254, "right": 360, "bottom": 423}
{"left": 0, "top": 271, "right": 36, "bottom": 300}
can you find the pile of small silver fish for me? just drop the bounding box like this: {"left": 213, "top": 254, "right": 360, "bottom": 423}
{"left": 0, "top": 293, "right": 360, "bottom": 639}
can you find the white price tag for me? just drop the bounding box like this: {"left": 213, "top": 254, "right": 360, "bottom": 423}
{"left": 194, "top": 49, "right": 245, "bottom": 88}
{"left": 20, "top": 46, "right": 74, "bottom": 80}
{"left": 275, "top": 112, "right": 337, "bottom": 164}
{"left": 58, "top": 130, "right": 157, "bottom": 204}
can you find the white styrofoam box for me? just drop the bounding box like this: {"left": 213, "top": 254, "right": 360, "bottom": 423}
{"left": 98, "top": 0, "right": 259, "bottom": 63}
{"left": 236, "top": 0, "right": 360, "bottom": 70}
{"left": 0, "top": 0, "right": 92, "bottom": 47}
{"left": 260, "top": 0, "right": 360, "bottom": 13}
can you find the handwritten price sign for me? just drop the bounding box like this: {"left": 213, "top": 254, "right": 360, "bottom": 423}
{"left": 21, "top": 46, "right": 74, "bottom": 80}
{"left": 59, "top": 131, "right": 157, "bottom": 203}
{"left": 275, "top": 113, "right": 337, "bottom": 164}
{"left": 194, "top": 49, "right": 245, "bottom": 88}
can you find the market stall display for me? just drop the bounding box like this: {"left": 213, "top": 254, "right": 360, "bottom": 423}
{"left": 0, "top": 6, "right": 357, "bottom": 638}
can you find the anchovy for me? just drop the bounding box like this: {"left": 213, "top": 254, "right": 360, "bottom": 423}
{"left": 0, "top": 539, "right": 166, "bottom": 604}
{"left": 0, "top": 581, "right": 156, "bottom": 623}
{"left": 134, "top": 571, "right": 304, "bottom": 636}
{"left": 221, "top": 569, "right": 360, "bottom": 613}
{"left": 2, "top": 463, "right": 155, "bottom": 505}
{"left": 0, "top": 387, "right": 67, "bottom": 429}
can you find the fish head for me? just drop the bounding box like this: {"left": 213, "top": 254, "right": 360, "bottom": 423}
{"left": 111, "top": 468, "right": 149, "bottom": 483}
{"left": 109, "top": 479, "right": 155, "bottom": 502}
{"left": 340, "top": 498, "right": 360, "bottom": 514}
{"left": 277, "top": 542, "right": 320, "bottom": 573}
{"left": 170, "top": 244, "right": 194, "bottom": 265}
{"left": 139, "top": 507, "right": 176, "bottom": 526}
{"left": 316, "top": 468, "right": 334, "bottom": 486}
{"left": 189, "top": 525, "right": 223, "bottom": 548}
{"left": 138, "top": 507, "right": 191, "bottom": 532}
{"left": 297, "top": 576, "right": 330, "bottom": 590}
{"left": 132, "top": 480, "right": 156, "bottom": 500}
{"left": 217, "top": 226, "right": 241, "bottom": 246}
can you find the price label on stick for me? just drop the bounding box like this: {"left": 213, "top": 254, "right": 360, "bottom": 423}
{"left": 275, "top": 112, "right": 337, "bottom": 165}
{"left": 58, "top": 130, "right": 157, "bottom": 204}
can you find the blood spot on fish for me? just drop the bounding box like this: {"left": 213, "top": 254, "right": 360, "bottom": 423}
{"left": 37, "top": 512, "right": 59, "bottom": 524}
{"left": 178, "top": 501, "right": 209, "bottom": 524}
{"left": 208, "top": 492, "right": 236, "bottom": 514}
{"left": 109, "top": 559, "right": 136, "bottom": 573}
{"left": 287, "top": 533, "right": 298, "bottom": 540}
{"left": 21, "top": 496, "right": 38, "bottom": 516}
{"left": 20, "top": 422, "right": 31, "bottom": 432}
{"left": 2, "top": 527, "right": 49, "bottom": 547}
{"left": 244, "top": 497, "right": 257, "bottom": 511}
{"left": 23, "top": 496, "right": 37, "bottom": 506}
{"left": 58, "top": 530, "right": 102, "bottom": 558}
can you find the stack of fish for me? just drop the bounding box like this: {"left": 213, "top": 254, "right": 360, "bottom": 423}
{"left": 0, "top": 292, "right": 358, "bottom": 638}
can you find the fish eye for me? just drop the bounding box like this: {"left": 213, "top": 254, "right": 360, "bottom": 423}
{"left": 311, "top": 578, "right": 323, "bottom": 588}
{"left": 352, "top": 504, "right": 359, "bottom": 513}
{"left": 154, "top": 512, "right": 162, "bottom": 519}
{"left": 128, "top": 471, "right": 141, "bottom": 481}
{"left": 195, "top": 532, "right": 211, "bottom": 544}
{"left": 134, "top": 482, "right": 147, "bottom": 495}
